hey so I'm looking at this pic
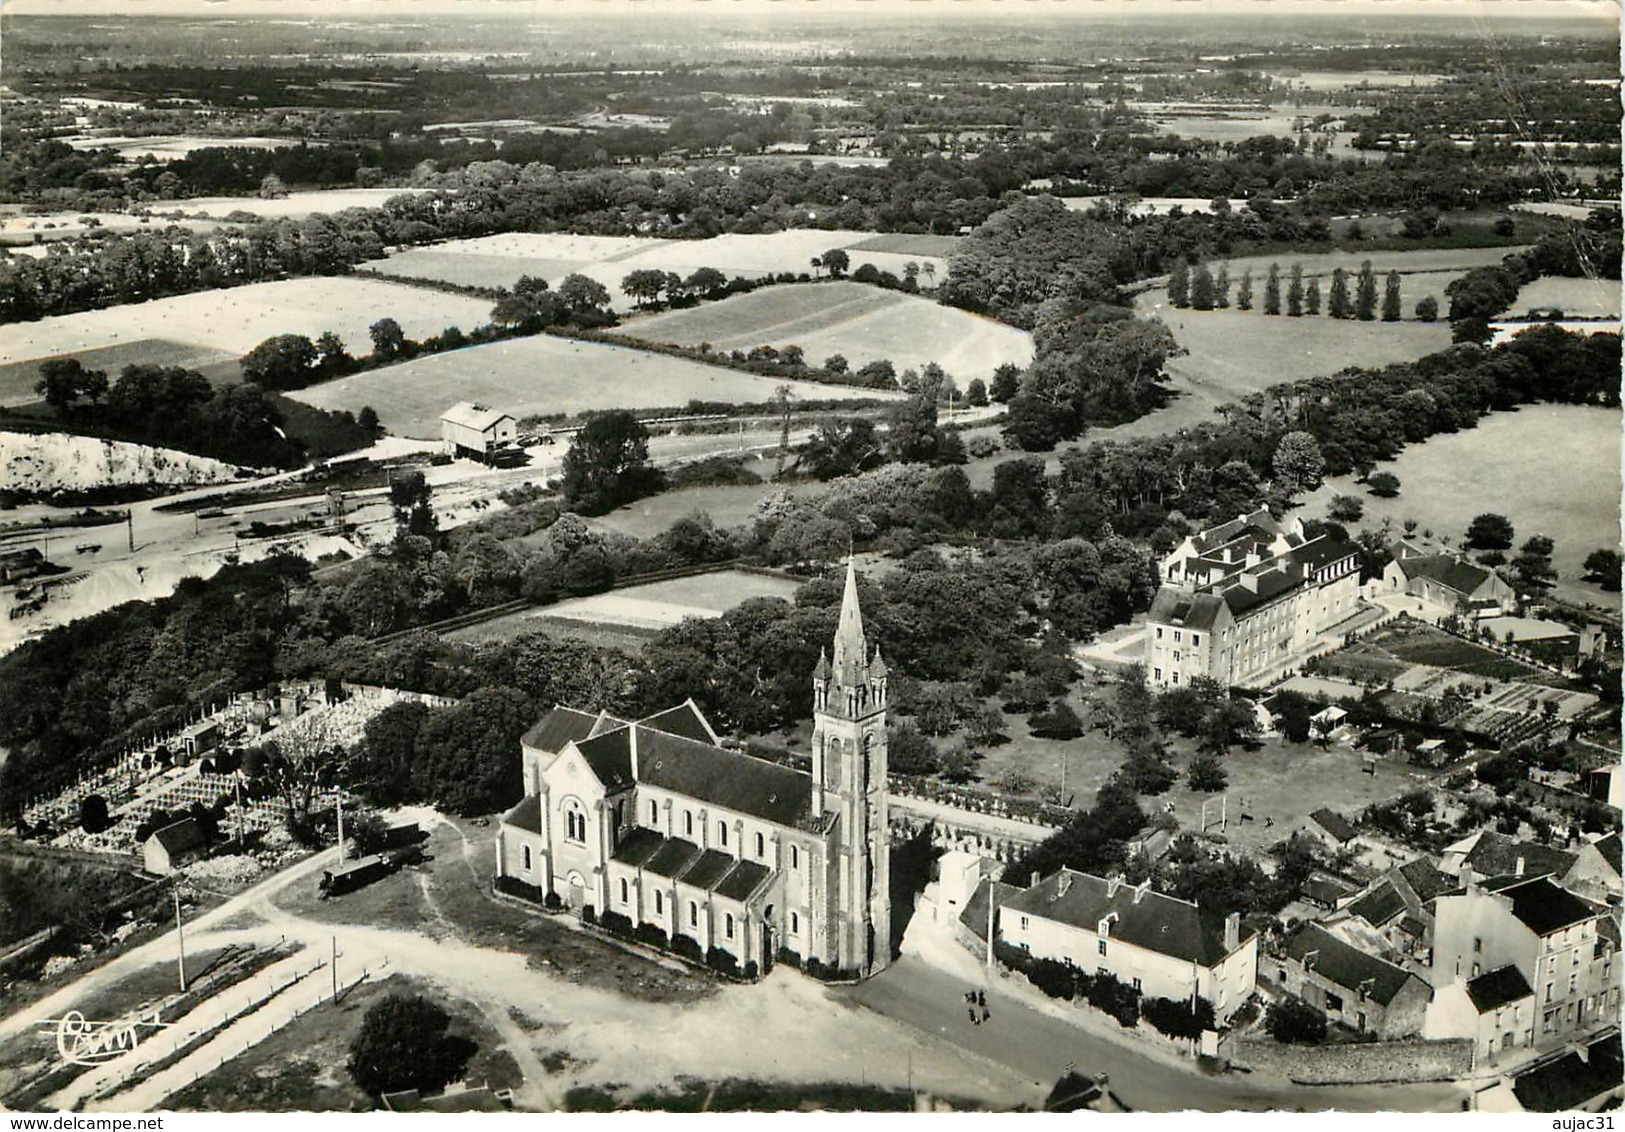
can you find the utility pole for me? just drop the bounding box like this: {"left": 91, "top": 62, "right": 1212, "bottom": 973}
{"left": 331, "top": 935, "right": 338, "bottom": 1002}
{"left": 985, "top": 880, "right": 995, "bottom": 970}
{"left": 336, "top": 790, "right": 345, "bottom": 863}
{"left": 173, "top": 883, "right": 187, "bottom": 992}
{"left": 125, "top": 509, "right": 134, "bottom": 553}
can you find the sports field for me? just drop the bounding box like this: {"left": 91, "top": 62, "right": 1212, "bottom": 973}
{"left": 0, "top": 278, "right": 493, "bottom": 386}
{"left": 620, "top": 282, "right": 1034, "bottom": 379}
{"left": 363, "top": 229, "right": 955, "bottom": 310}
{"left": 288, "top": 335, "right": 896, "bottom": 439}
{"left": 1299, "top": 403, "right": 1621, "bottom": 604}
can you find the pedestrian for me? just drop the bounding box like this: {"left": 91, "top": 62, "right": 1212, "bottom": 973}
{"left": 982, "top": 1006, "right": 991, "bottom": 1023}
{"left": 977, "top": 990, "right": 986, "bottom": 1008}
{"left": 969, "top": 1007, "right": 978, "bottom": 1025}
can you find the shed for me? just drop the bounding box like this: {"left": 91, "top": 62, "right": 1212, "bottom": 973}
{"left": 441, "top": 402, "right": 518, "bottom": 462}
{"left": 143, "top": 817, "right": 207, "bottom": 876}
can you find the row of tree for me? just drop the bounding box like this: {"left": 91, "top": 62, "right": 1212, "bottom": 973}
{"left": 1170, "top": 259, "right": 1425, "bottom": 322}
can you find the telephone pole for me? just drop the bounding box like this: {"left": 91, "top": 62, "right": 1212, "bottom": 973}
{"left": 125, "top": 509, "right": 134, "bottom": 553}
{"left": 173, "top": 883, "right": 187, "bottom": 992}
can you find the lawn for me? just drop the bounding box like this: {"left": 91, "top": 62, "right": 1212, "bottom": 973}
{"left": 1510, "top": 275, "right": 1620, "bottom": 319}
{"left": 165, "top": 971, "right": 519, "bottom": 1113}
{"left": 0, "top": 339, "right": 241, "bottom": 407}
{"left": 1297, "top": 404, "right": 1621, "bottom": 606}
{"left": 620, "top": 282, "right": 1033, "bottom": 381}
{"left": 0, "top": 278, "right": 493, "bottom": 377}
{"left": 287, "top": 335, "right": 891, "bottom": 439}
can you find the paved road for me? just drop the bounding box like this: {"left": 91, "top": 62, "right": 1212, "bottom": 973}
{"left": 837, "top": 956, "right": 1467, "bottom": 1113}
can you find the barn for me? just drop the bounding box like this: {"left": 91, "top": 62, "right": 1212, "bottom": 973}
{"left": 440, "top": 402, "right": 517, "bottom": 462}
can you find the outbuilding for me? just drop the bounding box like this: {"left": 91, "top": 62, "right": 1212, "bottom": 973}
{"left": 441, "top": 402, "right": 518, "bottom": 462}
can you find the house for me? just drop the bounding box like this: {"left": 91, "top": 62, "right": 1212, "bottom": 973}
{"left": 1342, "top": 857, "right": 1459, "bottom": 958}
{"left": 176, "top": 718, "right": 220, "bottom": 760}
{"left": 1380, "top": 554, "right": 1515, "bottom": 617}
{"left": 1300, "top": 875, "right": 1357, "bottom": 911}
{"left": 1588, "top": 766, "right": 1623, "bottom": 809}
{"left": 440, "top": 402, "right": 518, "bottom": 462}
{"left": 1146, "top": 511, "right": 1361, "bottom": 688}
{"left": 1431, "top": 874, "right": 1619, "bottom": 1046}
{"left": 496, "top": 560, "right": 892, "bottom": 978}
{"left": 1277, "top": 923, "right": 1433, "bottom": 1038}
{"left": 143, "top": 817, "right": 207, "bottom": 875}
{"left": 0, "top": 548, "right": 55, "bottom": 586}
{"left": 1511, "top": 1032, "right": 1624, "bottom": 1112}
{"left": 998, "top": 869, "right": 1258, "bottom": 1022}
{"left": 1439, "top": 831, "right": 1619, "bottom": 904}
{"left": 1309, "top": 705, "right": 1348, "bottom": 739}
{"left": 1303, "top": 808, "right": 1359, "bottom": 852}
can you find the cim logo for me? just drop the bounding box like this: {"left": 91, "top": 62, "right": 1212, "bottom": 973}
{"left": 39, "top": 1010, "right": 171, "bottom": 1066}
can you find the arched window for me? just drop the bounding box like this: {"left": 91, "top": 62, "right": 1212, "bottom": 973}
{"left": 619, "top": 877, "right": 629, "bottom": 903}
{"left": 654, "top": 890, "right": 663, "bottom": 915}
{"left": 522, "top": 845, "right": 532, "bottom": 871}
{"left": 649, "top": 799, "right": 659, "bottom": 824}
{"left": 562, "top": 798, "right": 587, "bottom": 844}
{"left": 684, "top": 811, "right": 693, "bottom": 837}
{"left": 718, "top": 821, "right": 729, "bottom": 847}
{"left": 725, "top": 913, "right": 735, "bottom": 939}
{"left": 754, "top": 832, "right": 765, "bottom": 858}
{"left": 790, "top": 911, "right": 799, "bottom": 935}
{"left": 790, "top": 845, "right": 799, "bottom": 870}
{"left": 689, "top": 901, "right": 698, "bottom": 927}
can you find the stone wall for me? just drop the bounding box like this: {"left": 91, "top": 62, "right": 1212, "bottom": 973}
{"left": 1234, "top": 1036, "right": 1472, "bottom": 1085}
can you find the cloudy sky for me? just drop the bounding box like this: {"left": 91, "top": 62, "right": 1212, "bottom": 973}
{"left": 3, "top": 0, "right": 1617, "bottom": 18}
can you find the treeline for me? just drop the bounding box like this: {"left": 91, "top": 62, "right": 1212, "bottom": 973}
{"left": 1445, "top": 218, "right": 1623, "bottom": 324}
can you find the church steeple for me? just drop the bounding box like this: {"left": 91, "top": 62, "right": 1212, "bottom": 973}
{"left": 831, "top": 556, "right": 866, "bottom": 681}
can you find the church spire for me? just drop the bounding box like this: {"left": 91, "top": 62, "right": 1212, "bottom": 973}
{"left": 831, "top": 556, "right": 866, "bottom": 680}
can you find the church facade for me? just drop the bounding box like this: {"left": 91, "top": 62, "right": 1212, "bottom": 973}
{"left": 495, "top": 561, "right": 892, "bottom": 977}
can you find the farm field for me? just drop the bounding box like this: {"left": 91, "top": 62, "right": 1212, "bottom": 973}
{"left": 288, "top": 334, "right": 895, "bottom": 439}
{"left": 152, "top": 188, "right": 427, "bottom": 221}
{"left": 591, "top": 479, "right": 825, "bottom": 541}
{"left": 620, "top": 282, "right": 1034, "bottom": 379}
{"left": 0, "top": 278, "right": 492, "bottom": 385}
{"left": 1510, "top": 275, "right": 1620, "bottom": 319}
{"left": 1203, "top": 244, "right": 1526, "bottom": 285}
{"left": 363, "top": 229, "right": 954, "bottom": 310}
{"left": 61, "top": 134, "right": 312, "bottom": 160}
{"left": 0, "top": 338, "right": 240, "bottom": 407}
{"left": 1298, "top": 404, "right": 1622, "bottom": 606}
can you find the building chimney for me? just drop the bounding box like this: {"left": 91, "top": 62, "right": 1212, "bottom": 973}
{"left": 1030, "top": 871, "right": 1040, "bottom": 889}
{"left": 1515, "top": 856, "right": 1525, "bottom": 877}
{"left": 1106, "top": 874, "right": 1123, "bottom": 899}
{"left": 1057, "top": 872, "right": 1073, "bottom": 898}
{"left": 1224, "top": 911, "right": 1241, "bottom": 952}
{"left": 629, "top": 725, "right": 639, "bottom": 781}
{"left": 1133, "top": 879, "right": 1152, "bottom": 904}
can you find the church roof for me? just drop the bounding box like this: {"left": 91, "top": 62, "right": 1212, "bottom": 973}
{"left": 831, "top": 557, "right": 867, "bottom": 682}
{"left": 643, "top": 836, "right": 703, "bottom": 880}
{"left": 502, "top": 795, "right": 543, "bottom": 835}
{"left": 571, "top": 728, "right": 637, "bottom": 791}
{"left": 611, "top": 826, "right": 665, "bottom": 867}
{"left": 634, "top": 725, "right": 814, "bottom": 828}
{"left": 523, "top": 707, "right": 609, "bottom": 755}
{"left": 715, "top": 859, "right": 773, "bottom": 903}
{"left": 681, "top": 849, "right": 740, "bottom": 891}
{"left": 638, "top": 700, "right": 718, "bottom": 745}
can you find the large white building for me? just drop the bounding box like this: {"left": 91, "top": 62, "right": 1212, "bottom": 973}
{"left": 440, "top": 402, "right": 517, "bottom": 461}
{"left": 495, "top": 561, "right": 892, "bottom": 978}
{"left": 1146, "top": 509, "right": 1361, "bottom": 688}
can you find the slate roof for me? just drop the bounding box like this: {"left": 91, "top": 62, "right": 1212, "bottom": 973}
{"left": 1291, "top": 536, "right": 1359, "bottom": 573}
{"left": 961, "top": 878, "right": 1021, "bottom": 941}
{"left": 610, "top": 826, "right": 664, "bottom": 867}
{"left": 1398, "top": 858, "right": 1457, "bottom": 902}
{"left": 571, "top": 728, "right": 637, "bottom": 791}
{"left": 522, "top": 707, "right": 608, "bottom": 755}
{"left": 440, "top": 401, "right": 513, "bottom": 432}
{"left": 1485, "top": 875, "right": 1600, "bottom": 936}
{"left": 1219, "top": 566, "right": 1304, "bottom": 615}
{"left": 1593, "top": 833, "right": 1622, "bottom": 875}
{"left": 680, "top": 849, "right": 739, "bottom": 892}
{"left": 1462, "top": 832, "right": 1577, "bottom": 881}
{"left": 638, "top": 700, "right": 718, "bottom": 745}
{"left": 150, "top": 817, "right": 206, "bottom": 857}
{"left": 715, "top": 859, "right": 773, "bottom": 902}
{"left": 1147, "top": 588, "right": 1228, "bottom": 632}
{"left": 1396, "top": 554, "right": 1496, "bottom": 598}
{"left": 1301, "top": 877, "right": 1354, "bottom": 906}
{"left": 1002, "top": 870, "right": 1250, "bottom": 966}
{"left": 633, "top": 725, "right": 814, "bottom": 828}
{"left": 643, "top": 836, "right": 703, "bottom": 880}
{"left": 502, "top": 795, "right": 542, "bottom": 835}
{"left": 1348, "top": 882, "right": 1407, "bottom": 927}
{"left": 1466, "top": 964, "right": 1534, "bottom": 1013}
{"left": 1285, "top": 923, "right": 1422, "bottom": 1007}
{"left": 1308, "top": 808, "right": 1359, "bottom": 844}
{"left": 1188, "top": 509, "right": 1280, "bottom": 554}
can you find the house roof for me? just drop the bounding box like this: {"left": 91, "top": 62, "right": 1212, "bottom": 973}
{"left": 1485, "top": 875, "right": 1600, "bottom": 936}
{"left": 522, "top": 707, "right": 609, "bottom": 755}
{"left": 1466, "top": 964, "right": 1534, "bottom": 1013}
{"left": 1593, "top": 833, "right": 1622, "bottom": 875}
{"left": 1188, "top": 509, "right": 1281, "bottom": 555}
{"left": 1396, "top": 554, "right": 1495, "bottom": 598}
{"left": 1147, "top": 588, "right": 1228, "bottom": 632}
{"left": 1301, "top": 876, "right": 1355, "bottom": 905}
{"left": 1285, "top": 923, "right": 1422, "bottom": 1007}
{"left": 961, "top": 878, "right": 1021, "bottom": 941}
{"left": 149, "top": 817, "right": 206, "bottom": 856}
{"left": 440, "top": 401, "right": 513, "bottom": 432}
{"left": 1291, "top": 536, "right": 1359, "bottom": 574}
{"left": 1308, "top": 808, "right": 1359, "bottom": 844}
{"left": 1002, "top": 870, "right": 1251, "bottom": 966}
{"left": 1219, "top": 564, "right": 1304, "bottom": 616}
{"left": 1398, "top": 858, "right": 1457, "bottom": 903}
{"left": 1347, "top": 882, "right": 1407, "bottom": 928}
{"left": 1462, "top": 832, "right": 1577, "bottom": 881}
{"left": 501, "top": 795, "right": 542, "bottom": 835}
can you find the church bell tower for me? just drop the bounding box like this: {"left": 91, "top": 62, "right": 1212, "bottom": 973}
{"left": 810, "top": 558, "right": 891, "bottom": 976}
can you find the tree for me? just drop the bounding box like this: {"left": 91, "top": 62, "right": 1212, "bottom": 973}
{"left": 1382, "top": 271, "right": 1403, "bottom": 321}
{"left": 1329, "top": 494, "right": 1364, "bottom": 522}
{"left": 239, "top": 334, "right": 320, "bottom": 390}
{"left": 368, "top": 318, "right": 407, "bottom": 363}
{"left": 1263, "top": 263, "right": 1282, "bottom": 315}
{"left": 389, "top": 471, "right": 438, "bottom": 543}
{"left": 79, "top": 794, "right": 110, "bottom": 834}
{"left": 1268, "top": 997, "right": 1328, "bottom": 1045}
{"left": 989, "top": 362, "right": 1022, "bottom": 403}
{"left": 1168, "top": 258, "right": 1190, "bottom": 308}
{"left": 1190, "top": 262, "right": 1216, "bottom": 311}
{"left": 557, "top": 273, "right": 612, "bottom": 319}
{"left": 621, "top": 268, "right": 671, "bottom": 308}
{"left": 1452, "top": 316, "right": 1493, "bottom": 346}
{"left": 965, "top": 378, "right": 989, "bottom": 407}
{"left": 1355, "top": 260, "right": 1378, "bottom": 320}
{"left": 1186, "top": 755, "right": 1227, "bottom": 793}
{"left": 1328, "top": 268, "right": 1352, "bottom": 319}
{"left": 1214, "top": 262, "right": 1231, "bottom": 309}
{"left": 1415, "top": 295, "right": 1439, "bottom": 322}
{"left": 824, "top": 353, "right": 849, "bottom": 376}
{"left": 357, "top": 405, "right": 381, "bottom": 436}
{"left": 1272, "top": 431, "right": 1326, "bottom": 495}
{"left": 1366, "top": 471, "right": 1401, "bottom": 498}
{"left": 348, "top": 994, "right": 470, "bottom": 1096}
{"left": 561, "top": 411, "right": 661, "bottom": 515}
{"left": 258, "top": 173, "right": 288, "bottom": 200}
{"left": 1029, "top": 700, "right": 1084, "bottom": 740}
{"left": 1466, "top": 513, "right": 1515, "bottom": 551}
{"left": 35, "top": 358, "right": 108, "bottom": 416}
{"left": 1236, "top": 268, "right": 1254, "bottom": 311}
{"left": 821, "top": 248, "right": 850, "bottom": 277}
{"left": 1583, "top": 549, "right": 1622, "bottom": 590}
{"left": 684, "top": 266, "right": 727, "bottom": 298}
{"left": 1305, "top": 277, "right": 1322, "bottom": 315}
{"left": 1286, "top": 264, "right": 1304, "bottom": 317}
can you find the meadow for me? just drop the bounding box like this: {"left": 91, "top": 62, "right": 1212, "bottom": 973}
{"left": 288, "top": 334, "right": 891, "bottom": 439}
{"left": 363, "top": 229, "right": 956, "bottom": 310}
{"left": 1510, "top": 275, "right": 1620, "bottom": 319}
{"left": 1298, "top": 403, "right": 1622, "bottom": 605}
{"left": 0, "top": 278, "right": 493, "bottom": 383}
{"left": 0, "top": 338, "right": 240, "bottom": 407}
{"left": 621, "top": 282, "right": 1033, "bottom": 379}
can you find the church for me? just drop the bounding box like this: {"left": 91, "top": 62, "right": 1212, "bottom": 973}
{"left": 495, "top": 561, "right": 893, "bottom": 978}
